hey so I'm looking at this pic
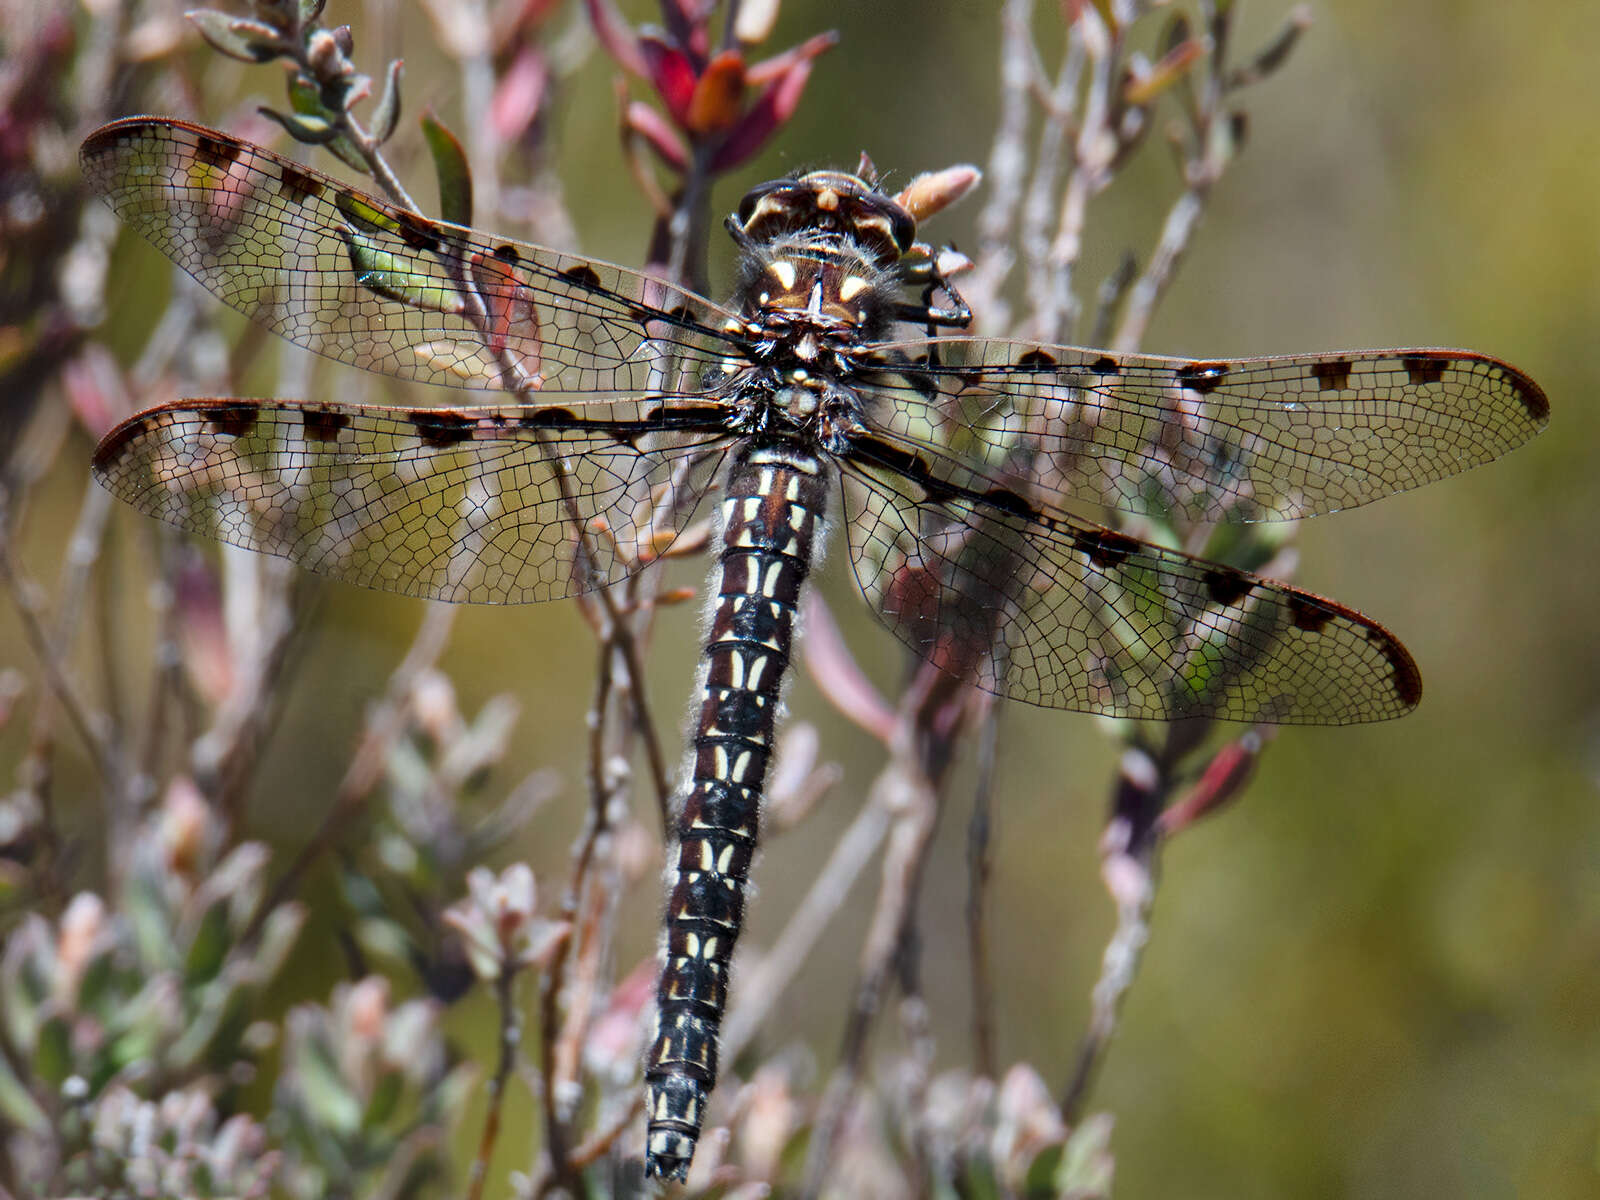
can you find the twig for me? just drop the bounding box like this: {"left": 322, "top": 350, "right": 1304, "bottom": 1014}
{"left": 536, "top": 637, "right": 626, "bottom": 1194}
{"left": 606, "top": 613, "right": 673, "bottom": 831}
{"left": 568, "top": 1094, "right": 645, "bottom": 1169}
{"left": 1025, "top": 16, "right": 1097, "bottom": 343}
{"left": 965, "top": 697, "right": 1000, "bottom": 1080}
{"left": 1061, "top": 741, "right": 1167, "bottom": 1121}
{"left": 0, "top": 539, "right": 120, "bottom": 791}
{"left": 465, "top": 965, "right": 522, "bottom": 1200}
{"left": 964, "top": 0, "right": 1036, "bottom": 329}
{"left": 801, "top": 729, "right": 945, "bottom": 1198}
{"left": 719, "top": 791, "right": 893, "bottom": 1060}
{"left": 1110, "top": 185, "right": 1210, "bottom": 355}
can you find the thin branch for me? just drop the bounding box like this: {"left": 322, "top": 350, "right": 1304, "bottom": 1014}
{"left": 465, "top": 965, "right": 522, "bottom": 1200}
{"left": 720, "top": 792, "right": 893, "bottom": 1060}
{"left": 1110, "top": 185, "right": 1209, "bottom": 355}
{"left": 801, "top": 731, "right": 945, "bottom": 1198}
{"left": 567, "top": 1094, "right": 645, "bottom": 1169}
{"left": 0, "top": 540, "right": 120, "bottom": 791}
{"left": 965, "top": 696, "right": 1000, "bottom": 1080}
{"left": 964, "top": 0, "right": 1037, "bottom": 329}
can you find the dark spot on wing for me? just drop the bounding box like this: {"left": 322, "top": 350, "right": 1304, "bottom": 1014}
{"left": 1089, "top": 355, "right": 1121, "bottom": 375}
{"left": 847, "top": 437, "right": 956, "bottom": 507}
{"left": 980, "top": 486, "right": 1033, "bottom": 517}
{"left": 917, "top": 475, "right": 958, "bottom": 506}
{"left": 1310, "top": 359, "right": 1351, "bottom": 391}
{"left": 195, "top": 134, "right": 242, "bottom": 169}
{"left": 1177, "top": 362, "right": 1229, "bottom": 393}
{"left": 409, "top": 410, "right": 474, "bottom": 446}
{"left": 1370, "top": 628, "right": 1423, "bottom": 708}
{"left": 517, "top": 407, "right": 578, "bottom": 429}
{"left": 1204, "top": 568, "right": 1254, "bottom": 607}
{"left": 277, "top": 164, "right": 322, "bottom": 205}
{"left": 562, "top": 263, "right": 601, "bottom": 289}
{"left": 494, "top": 243, "right": 521, "bottom": 264}
{"left": 1286, "top": 590, "right": 1334, "bottom": 633}
{"left": 206, "top": 402, "right": 259, "bottom": 438}
{"left": 301, "top": 408, "right": 350, "bottom": 442}
{"left": 394, "top": 210, "right": 443, "bottom": 252}
{"left": 1402, "top": 354, "right": 1445, "bottom": 385}
{"left": 1076, "top": 528, "right": 1138, "bottom": 569}
{"left": 1499, "top": 361, "right": 1551, "bottom": 422}
{"left": 1017, "top": 348, "right": 1058, "bottom": 370}
{"left": 641, "top": 401, "right": 729, "bottom": 430}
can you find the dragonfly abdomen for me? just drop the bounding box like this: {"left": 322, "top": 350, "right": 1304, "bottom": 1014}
{"left": 644, "top": 440, "right": 829, "bottom": 1181}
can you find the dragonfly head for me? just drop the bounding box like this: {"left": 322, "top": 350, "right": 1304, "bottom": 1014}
{"left": 736, "top": 170, "right": 916, "bottom": 269}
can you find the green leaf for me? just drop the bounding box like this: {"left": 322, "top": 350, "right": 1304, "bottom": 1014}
{"left": 364, "top": 1069, "right": 402, "bottom": 1128}
{"left": 298, "top": 1029, "right": 363, "bottom": 1136}
{"left": 421, "top": 109, "right": 473, "bottom": 228}
{"left": 257, "top": 104, "right": 341, "bottom": 145}
{"left": 252, "top": 902, "right": 308, "bottom": 982}
{"left": 282, "top": 77, "right": 369, "bottom": 171}
{"left": 0, "top": 1049, "right": 49, "bottom": 1135}
{"left": 372, "top": 59, "right": 405, "bottom": 145}
{"left": 32, "top": 1015, "right": 71, "bottom": 1085}
{"left": 957, "top": 1149, "right": 1003, "bottom": 1200}
{"left": 1023, "top": 1143, "right": 1064, "bottom": 1198}
{"left": 188, "top": 10, "right": 288, "bottom": 63}
{"left": 184, "top": 902, "right": 231, "bottom": 985}
{"left": 1057, "top": 1113, "right": 1116, "bottom": 1198}
{"left": 0, "top": 915, "right": 51, "bottom": 1048}
{"left": 335, "top": 224, "right": 465, "bottom": 315}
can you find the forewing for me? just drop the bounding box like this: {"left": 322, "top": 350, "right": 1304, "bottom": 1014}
{"left": 80, "top": 118, "right": 738, "bottom": 396}
{"left": 864, "top": 339, "right": 1549, "bottom": 522}
{"left": 840, "top": 446, "right": 1420, "bottom": 725}
{"left": 94, "top": 397, "right": 732, "bottom": 604}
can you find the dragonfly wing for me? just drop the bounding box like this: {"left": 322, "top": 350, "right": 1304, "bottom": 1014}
{"left": 81, "top": 118, "right": 738, "bottom": 397}
{"left": 864, "top": 339, "right": 1548, "bottom": 522}
{"left": 95, "top": 396, "right": 732, "bottom": 603}
{"left": 839, "top": 440, "right": 1420, "bottom": 725}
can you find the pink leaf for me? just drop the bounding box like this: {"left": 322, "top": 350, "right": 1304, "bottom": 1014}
{"left": 489, "top": 44, "right": 549, "bottom": 142}
{"left": 625, "top": 100, "right": 689, "bottom": 171}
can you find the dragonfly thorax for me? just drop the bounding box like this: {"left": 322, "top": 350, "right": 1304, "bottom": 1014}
{"left": 735, "top": 240, "right": 903, "bottom": 343}
{"left": 721, "top": 365, "right": 863, "bottom": 454}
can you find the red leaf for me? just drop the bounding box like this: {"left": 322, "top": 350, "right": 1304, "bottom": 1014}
{"left": 708, "top": 54, "right": 817, "bottom": 171}
{"left": 685, "top": 49, "right": 746, "bottom": 134}
{"left": 1158, "top": 732, "right": 1265, "bottom": 835}
{"left": 639, "top": 34, "right": 697, "bottom": 125}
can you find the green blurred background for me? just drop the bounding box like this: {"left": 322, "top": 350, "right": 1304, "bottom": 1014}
{"left": 6, "top": 1, "right": 1597, "bottom": 1196}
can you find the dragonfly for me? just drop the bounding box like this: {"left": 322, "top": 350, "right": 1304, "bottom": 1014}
{"left": 81, "top": 116, "right": 1547, "bottom": 1181}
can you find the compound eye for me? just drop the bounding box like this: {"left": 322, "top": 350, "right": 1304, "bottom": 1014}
{"left": 737, "top": 179, "right": 787, "bottom": 224}
{"left": 889, "top": 208, "right": 916, "bottom": 254}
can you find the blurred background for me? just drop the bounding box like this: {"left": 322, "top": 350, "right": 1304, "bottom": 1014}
{"left": 1, "top": 1, "right": 1595, "bottom": 1197}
